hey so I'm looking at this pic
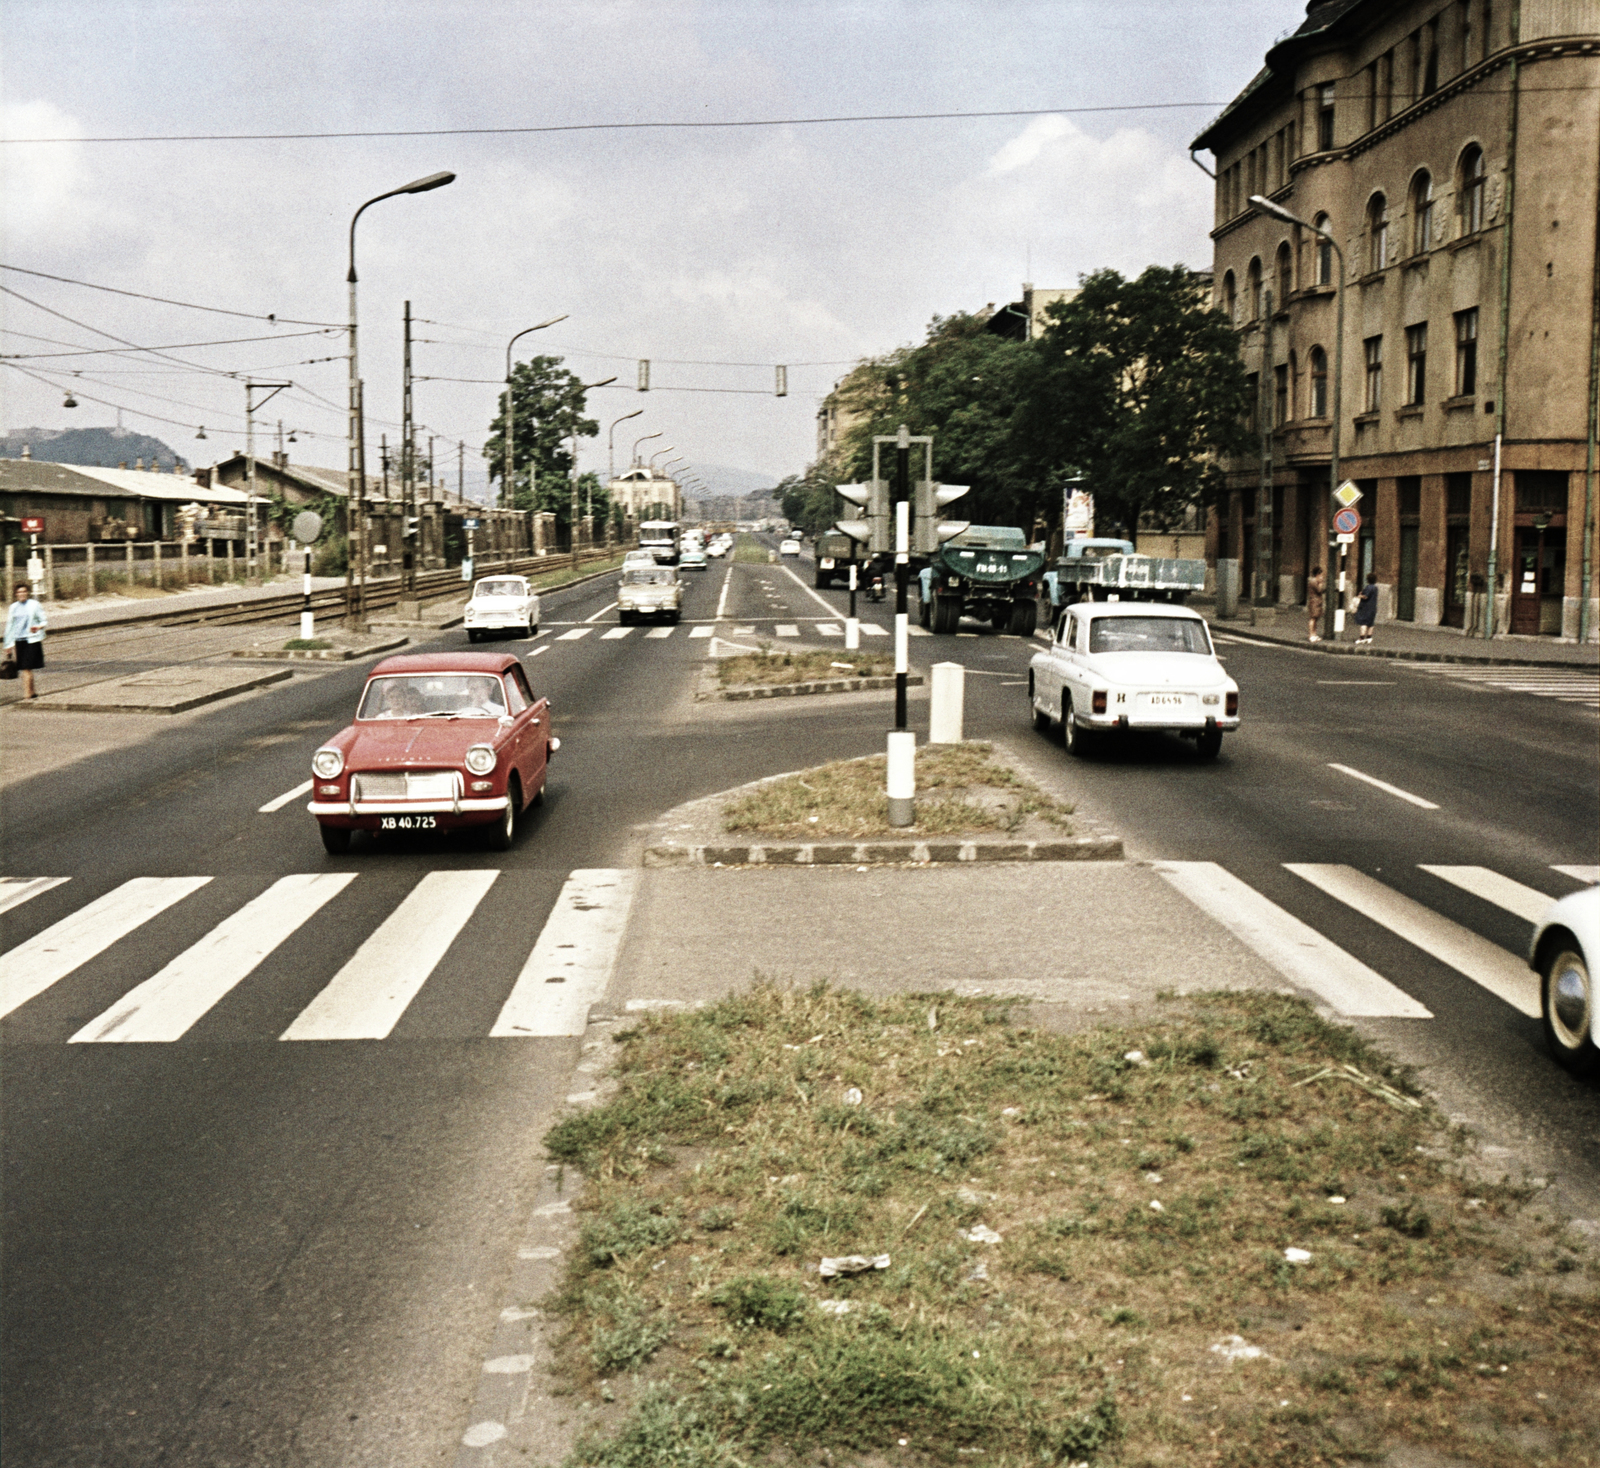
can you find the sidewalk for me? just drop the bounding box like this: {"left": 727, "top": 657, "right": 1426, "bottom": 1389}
{"left": 1196, "top": 602, "right": 1598, "bottom": 667}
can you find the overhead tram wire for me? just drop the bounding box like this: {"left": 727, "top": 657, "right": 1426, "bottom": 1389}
{"left": 0, "top": 264, "right": 342, "bottom": 328}
{"left": 2, "top": 327, "right": 340, "bottom": 359}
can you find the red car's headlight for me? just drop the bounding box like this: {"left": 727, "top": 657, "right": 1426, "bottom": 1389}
{"left": 465, "top": 744, "right": 497, "bottom": 776}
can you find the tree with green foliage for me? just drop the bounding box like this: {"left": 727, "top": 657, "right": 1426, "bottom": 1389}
{"left": 776, "top": 466, "right": 842, "bottom": 535}
{"left": 1025, "top": 265, "right": 1251, "bottom": 537}
{"left": 483, "top": 355, "right": 599, "bottom": 511}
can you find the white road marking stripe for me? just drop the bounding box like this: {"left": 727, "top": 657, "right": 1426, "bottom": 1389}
{"left": 557, "top": 628, "right": 592, "bottom": 641}
{"left": 908, "top": 625, "right": 931, "bottom": 636}
{"left": 859, "top": 623, "right": 888, "bottom": 637}
{"left": 0, "top": 877, "right": 69, "bottom": 915}
{"left": 1327, "top": 762, "right": 1439, "bottom": 809}
{"left": 491, "top": 869, "right": 637, "bottom": 1037}
{"left": 817, "top": 623, "right": 842, "bottom": 636}
{"left": 527, "top": 645, "right": 550, "bottom": 657}
{"left": 584, "top": 602, "right": 618, "bottom": 623}
{"left": 71, "top": 873, "right": 355, "bottom": 1043}
{"left": 1418, "top": 866, "right": 1555, "bottom": 924}
{"left": 258, "top": 779, "right": 313, "bottom": 814}
{"left": 282, "top": 871, "right": 498, "bottom": 1040}
{"left": 778, "top": 564, "right": 845, "bottom": 615}
{"left": 0, "top": 877, "right": 212, "bottom": 1020}
{"left": 689, "top": 625, "right": 715, "bottom": 638}
{"left": 733, "top": 625, "right": 755, "bottom": 634}
{"left": 645, "top": 626, "right": 674, "bottom": 638}
{"left": 1317, "top": 680, "right": 1395, "bottom": 686}
{"left": 600, "top": 627, "right": 632, "bottom": 640}
{"left": 775, "top": 624, "right": 800, "bottom": 637}
{"left": 1155, "top": 862, "right": 1430, "bottom": 1018}
{"left": 1285, "top": 864, "right": 1539, "bottom": 1019}
{"left": 1553, "top": 864, "right": 1600, "bottom": 884}
{"left": 1210, "top": 634, "right": 1247, "bottom": 644}
{"left": 715, "top": 565, "right": 733, "bottom": 620}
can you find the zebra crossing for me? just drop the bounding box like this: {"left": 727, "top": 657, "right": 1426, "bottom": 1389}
{"left": 1401, "top": 662, "right": 1599, "bottom": 709}
{"left": 542, "top": 619, "right": 921, "bottom": 644}
{"left": 0, "top": 860, "right": 1588, "bottom": 1045}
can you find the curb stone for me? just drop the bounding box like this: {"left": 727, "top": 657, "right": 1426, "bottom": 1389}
{"left": 1210, "top": 623, "right": 1597, "bottom": 670}
{"left": 644, "top": 833, "right": 1122, "bottom": 866}
{"left": 229, "top": 636, "right": 410, "bottom": 662}
{"left": 452, "top": 1006, "right": 621, "bottom": 1468}
{"left": 700, "top": 671, "right": 924, "bottom": 701}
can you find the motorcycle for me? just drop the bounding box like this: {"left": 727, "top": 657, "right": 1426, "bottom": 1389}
{"left": 865, "top": 572, "right": 886, "bottom": 603}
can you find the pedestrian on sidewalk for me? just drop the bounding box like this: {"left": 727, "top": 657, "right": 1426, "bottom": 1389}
{"left": 1306, "top": 566, "right": 1326, "bottom": 642}
{"left": 1354, "top": 571, "right": 1379, "bottom": 646}
{"left": 4, "top": 582, "right": 48, "bottom": 699}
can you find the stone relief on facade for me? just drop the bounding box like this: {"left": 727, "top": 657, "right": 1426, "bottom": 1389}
{"left": 1487, "top": 175, "right": 1503, "bottom": 221}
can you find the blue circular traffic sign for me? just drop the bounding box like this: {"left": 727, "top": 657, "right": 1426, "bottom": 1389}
{"left": 1333, "top": 507, "right": 1361, "bottom": 534}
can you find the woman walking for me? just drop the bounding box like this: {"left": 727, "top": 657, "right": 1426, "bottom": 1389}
{"left": 1306, "top": 566, "right": 1326, "bottom": 642}
{"left": 5, "top": 582, "right": 47, "bottom": 699}
{"left": 1354, "top": 571, "right": 1379, "bottom": 646}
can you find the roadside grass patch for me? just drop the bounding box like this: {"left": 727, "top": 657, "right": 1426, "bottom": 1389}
{"left": 721, "top": 742, "right": 1072, "bottom": 838}
{"left": 732, "top": 535, "right": 770, "bottom": 563}
{"left": 282, "top": 637, "right": 332, "bottom": 651}
{"left": 544, "top": 985, "right": 1599, "bottom": 1467}
{"left": 717, "top": 649, "right": 892, "bottom": 688}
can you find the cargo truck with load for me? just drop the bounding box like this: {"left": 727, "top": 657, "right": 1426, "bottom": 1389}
{"left": 812, "top": 529, "right": 862, "bottom": 588}
{"left": 921, "top": 525, "right": 1046, "bottom": 636}
{"left": 1052, "top": 537, "right": 1205, "bottom": 607}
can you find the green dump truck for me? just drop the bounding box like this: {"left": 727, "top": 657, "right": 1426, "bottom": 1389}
{"left": 921, "top": 525, "right": 1046, "bottom": 635}
{"left": 812, "top": 529, "right": 862, "bottom": 588}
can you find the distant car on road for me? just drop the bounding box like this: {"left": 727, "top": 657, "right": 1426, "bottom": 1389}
{"left": 779, "top": 538, "right": 801, "bottom": 557}
{"left": 622, "top": 550, "right": 657, "bottom": 570}
{"left": 705, "top": 540, "right": 728, "bottom": 558}
{"left": 679, "top": 547, "right": 708, "bottom": 571}
{"left": 617, "top": 565, "right": 683, "bottom": 624}
{"left": 463, "top": 575, "right": 539, "bottom": 641}
{"left": 1028, "top": 601, "right": 1239, "bottom": 760}
{"left": 309, "top": 652, "right": 554, "bottom": 854}
{"left": 1531, "top": 885, "right": 1598, "bottom": 1075}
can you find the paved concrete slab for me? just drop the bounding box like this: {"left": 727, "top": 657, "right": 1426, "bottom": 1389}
{"left": 17, "top": 664, "right": 293, "bottom": 714}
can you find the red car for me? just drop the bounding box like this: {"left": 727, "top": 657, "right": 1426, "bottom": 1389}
{"left": 308, "top": 651, "right": 556, "bottom": 854}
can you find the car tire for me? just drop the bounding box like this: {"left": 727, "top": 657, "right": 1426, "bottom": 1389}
{"left": 1541, "top": 943, "right": 1598, "bottom": 1075}
{"left": 1030, "top": 675, "right": 1050, "bottom": 731}
{"left": 669, "top": 610, "right": 681, "bottom": 623}
{"left": 1196, "top": 727, "right": 1223, "bottom": 761}
{"left": 532, "top": 775, "right": 546, "bottom": 807}
{"left": 522, "top": 622, "right": 534, "bottom": 639}
{"left": 467, "top": 629, "right": 482, "bottom": 643}
{"left": 487, "top": 780, "right": 519, "bottom": 852}
{"left": 1063, "top": 696, "right": 1091, "bottom": 757}
{"left": 319, "top": 823, "right": 351, "bottom": 855}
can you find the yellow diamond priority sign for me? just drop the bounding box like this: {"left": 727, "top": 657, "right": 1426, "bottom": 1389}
{"left": 1334, "top": 480, "right": 1363, "bottom": 508}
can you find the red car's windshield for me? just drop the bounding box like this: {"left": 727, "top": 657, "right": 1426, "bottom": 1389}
{"left": 358, "top": 673, "right": 508, "bottom": 720}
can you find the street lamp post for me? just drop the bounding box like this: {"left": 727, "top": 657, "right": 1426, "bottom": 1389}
{"left": 564, "top": 377, "right": 616, "bottom": 557}
{"left": 608, "top": 409, "right": 644, "bottom": 482}
{"left": 502, "top": 314, "right": 569, "bottom": 545}
{"left": 347, "top": 170, "right": 455, "bottom": 629}
{"left": 1250, "top": 195, "right": 1344, "bottom": 643}
{"left": 631, "top": 430, "right": 662, "bottom": 469}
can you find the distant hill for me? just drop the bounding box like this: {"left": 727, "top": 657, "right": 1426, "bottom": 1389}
{"left": 690, "top": 463, "right": 779, "bottom": 501}
{"left": 2, "top": 427, "right": 188, "bottom": 472}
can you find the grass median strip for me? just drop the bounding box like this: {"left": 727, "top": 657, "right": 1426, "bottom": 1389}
{"left": 721, "top": 742, "right": 1071, "bottom": 838}
{"left": 717, "top": 649, "right": 893, "bottom": 689}
{"left": 542, "top": 986, "right": 1597, "bottom": 1467}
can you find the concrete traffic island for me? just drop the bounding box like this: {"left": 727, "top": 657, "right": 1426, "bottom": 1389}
{"left": 230, "top": 631, "right": 412, "bottom": 662}
{"left": 642, "top": 741, "right": 1122, "bottom": 866}
{"left": 697, "top": 645, "right": 923, "bottom": 702}
{"left": 17, "top": 664, "right": 294, "bottom": 714}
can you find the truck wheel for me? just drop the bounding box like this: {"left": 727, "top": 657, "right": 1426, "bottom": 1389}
{"left": 934, "top": 596, "right": 961, "bottom": 634}
{"left": 1008, "top": 600, "right": 1037, "bottom": 636}
{"left": 816, "top": 571, "right": 828, "bottom": 589}
{"left": 919, "top": 597, "right": 931, "bottom": 628}
{"left": 1030, "top": 675, "right": 1050, "bottom": 731}
{"left": 1196, "top": 727, "right": 1223, "bottom": 761}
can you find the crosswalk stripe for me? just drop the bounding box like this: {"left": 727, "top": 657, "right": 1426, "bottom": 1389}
{"left": 908, "top": 625, "right": 931, "bottom": 636}
{"left": 859, "top": 623, "right": 888, "bottom": 637}
{"left": 600, "top": 627, "right": 632, "bottom": 640}
{"left": 1, "top": 877, "right": 211, "bottom": 1021}
{"left": 281, "top": 871, "right": 499, "bottom": 1041}
{"left": 1155, "top": 862, "right": 1431, "bottom": 1018}
{"left": 490, "top": 869, "right": 636, "bottom": 1038}
{"left": 689, "top": 625, "right": 715, "bottom": 638}
{"left": 0, "top": 877, "right": 70, "bottom": 916}
{"left": 1553, "top": 864, "right": 1600, "bottom": 885}
{"left": 1284, "top": 864, "right": 1539, "bottom": 1019}
{"left": 818, "top": 623, "right": 842, "bottom": 635}
{"left": 775, "top": 625, "right": 800, "bottom": 638}
{"left": 1418, "top": 865, "right": 1554, "bottom": 924}
{"left": 645, "top": 627, "right": 674, "bottom": 639}
{"left": 70, "top": 874, "right": 355, "bottom": 1043}
{"left": 556, "top": 628, "right": 592, "bottom": 641}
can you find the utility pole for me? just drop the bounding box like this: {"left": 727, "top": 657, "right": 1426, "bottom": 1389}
{"left": 354, "top": 380, "right": 368, "bottom": 626}
{"left": 244, "top": 379, "right": 290, "bottom": 583}
{"left": 1254, "top": 288, "right": 1274, "bottom": 625}
{"left": 402, "top": 300, "right": 415, "bottom": 598}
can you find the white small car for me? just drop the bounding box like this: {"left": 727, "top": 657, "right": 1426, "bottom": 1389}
{"left": 622, "top": 550, "right": 658, "bottom": 570}
{"left": 779, "top": 538, "right": 801, "bottom": 557}
{"left": 1028, "top": 602, "right": 1238, "bottom": 760}
{"left": 617, "top": 565, "right": 682, "bottom": 624}
{"left": 464, "top": 575, "right": 540, "bottom": 641}
{"left": 1530, "top": 885, "right": 1598, "bottom": 1075}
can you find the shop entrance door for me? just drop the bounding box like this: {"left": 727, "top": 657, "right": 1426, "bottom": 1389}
{"left": 1397, "top": 526, "right": 1418, "bottom": 621}
{"left": 1442, "top": 525, "right": 1469, "bottom": 628}
{"left": 1510, "top": 526, "right": 1565, "bottom": 635}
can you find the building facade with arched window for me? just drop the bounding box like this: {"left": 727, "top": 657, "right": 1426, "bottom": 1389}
{"left": 1193, "top": 0, "right": 1598, "bottom": 641}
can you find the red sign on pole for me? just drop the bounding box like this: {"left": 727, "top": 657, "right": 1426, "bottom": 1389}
{"left": 20, "top": 517, "right": 44, "bottom": 534}
{"left": 1333, "top": 507, "right": 1361, "bottom": 535}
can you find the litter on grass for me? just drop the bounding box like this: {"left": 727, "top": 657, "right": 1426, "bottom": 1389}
{"left": 1210, "top": 1335, "right": 1267, "bottom": 1362}
{"left": 816, "top": 1299, "right": 853, "bottom": 1315}
{"left": 962, "top": 1225, "right": 1003, "bottom": 1244}
{"left": 1284, "top": 1247, "right": 1313, "bottom": 1263}
{"left": 1292, "top": 1061, "right": 1423, "bottom": 1111}
{"left": 842, "top": 1087, "right": 863, "bottom": 1106}
{"left": 819, "top": 1253, "right": 891, "bottom": 1278}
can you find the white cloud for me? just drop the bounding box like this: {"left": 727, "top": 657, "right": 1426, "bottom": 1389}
{"left": 987, "top": 114, "right": 1075, "bottom": 174}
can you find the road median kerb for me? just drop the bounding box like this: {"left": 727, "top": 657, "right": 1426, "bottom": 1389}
{"left": 645, "top": 833, "right": 1121, "bottom": 866}
{"left": 229, "top": 635, "right": 411, "bottom": 662}
{"left": 699, "top": 669, "right": 925, "bottom": 701}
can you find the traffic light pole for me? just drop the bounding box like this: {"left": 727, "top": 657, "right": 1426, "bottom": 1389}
{"left": 894, "top": 425, "right": 911, "bottom": 731}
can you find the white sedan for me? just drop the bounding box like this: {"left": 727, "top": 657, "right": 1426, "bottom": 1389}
{"left": 1028, "top": 602, "right": 1238, "bottom": 760}
{"left": 464, "top": 575, "right": 540, "bottom": 641}
{"left": 779, "top": 538, "right": 801, "bottom": 557}
{"left": 1531, "top": 885, "right": 1598, "bottom": 1075}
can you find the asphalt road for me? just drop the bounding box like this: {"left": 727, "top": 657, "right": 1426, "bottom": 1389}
{"left": 1, "top": 537, "right": 1595, "bottom": 1466}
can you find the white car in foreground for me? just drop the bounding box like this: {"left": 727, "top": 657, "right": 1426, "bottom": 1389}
{"left": 464, "top": 575, "right": 540, "bottom": 641}
{"left": 1028, "top": 601, "right": 1238, "bottom": 760}
{"left": 1531, "top": 885, "right": 1599, "bottom": 1075}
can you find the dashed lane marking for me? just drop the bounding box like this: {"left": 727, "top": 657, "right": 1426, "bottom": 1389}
{"left": 258, "top": 779, "right": 313, "bottom": 814}
{"left": 1327, "top": 762, "right": 1439, "bottom": 810}
{"left": 584, "top": 602, "right": 617, "bottom": 623}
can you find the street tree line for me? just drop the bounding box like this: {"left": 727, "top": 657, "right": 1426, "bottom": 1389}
{"left": 780, "top": 265, "right": 1253, "bottom": 542}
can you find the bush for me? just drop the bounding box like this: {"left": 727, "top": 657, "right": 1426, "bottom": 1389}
{"left": 580, "top": 1201, "right": 680, "bottom": 1269}
{"left": 710, "top": 1275, "right": 809, "bottom": 1333}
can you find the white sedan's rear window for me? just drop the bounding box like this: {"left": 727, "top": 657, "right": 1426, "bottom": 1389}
{"left": 476, "top": 579, "right": 526, "bottom": 597}
{"left": 1089, "top": 617, "right": 1212, "bottom": 655}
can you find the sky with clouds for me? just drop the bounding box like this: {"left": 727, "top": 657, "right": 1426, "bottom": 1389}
{"left": 2, "top": 0, "right": 1298, "bottom": 497}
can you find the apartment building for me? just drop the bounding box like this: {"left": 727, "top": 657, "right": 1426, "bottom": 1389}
{"left": 1192, "top": 0, "right": 1598, "bottom": 640}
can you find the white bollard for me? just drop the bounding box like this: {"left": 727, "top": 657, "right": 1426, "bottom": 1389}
{"left": 845, "top": 617, "right": 860, "bottom": 650}
{"left": 886, "top": 729, "right": 916, "bottom": 828}
{"left": 928, "top": 661, "right": 965, "bottom": 744}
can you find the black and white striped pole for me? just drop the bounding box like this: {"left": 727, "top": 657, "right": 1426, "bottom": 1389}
{"left": 887, "top": 423, "right": 915, "bottom": 827}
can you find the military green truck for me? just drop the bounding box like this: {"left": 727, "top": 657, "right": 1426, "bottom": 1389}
{"left": 921, "top": 525, "right": 1046, "bottom": 635}
{"left": 812, "top": 529, "right": 862, "bottom": 589}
